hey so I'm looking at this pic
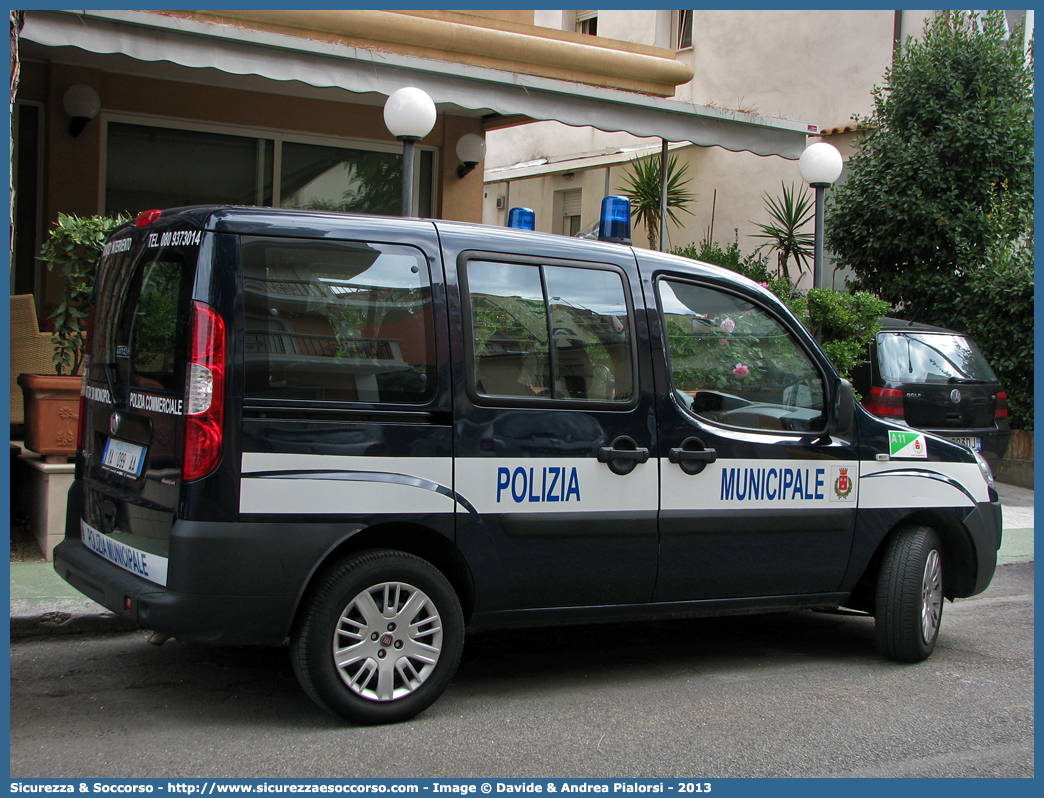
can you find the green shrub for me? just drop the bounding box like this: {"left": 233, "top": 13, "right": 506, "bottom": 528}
{"left": 38, "top": 212, "right": 129, "bottom": 375}
{"left": 951, "top": 235, "right": 1034, "bottom": 430}
{"left": 672, "top": 231, "right": 773, "bottom": 283}
{"left": 785, "top": 289, "right": 890, "bottom": 386}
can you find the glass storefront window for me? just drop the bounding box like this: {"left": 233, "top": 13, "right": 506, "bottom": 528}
{"left": 106, "top": 123, "right": 273, "bottom": 217}
{"left": 104, "top": 121, "right": 432, "bottom": 219}
{"left": 280, "top": 142, "right": 400, "bottom": 216}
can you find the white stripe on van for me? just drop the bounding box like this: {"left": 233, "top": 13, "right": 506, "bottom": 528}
{"left": 858, "top": 461, "right": 989, "bottom": 509}
{"left": 240, "top": 454, "right": 454, "bottom": 516}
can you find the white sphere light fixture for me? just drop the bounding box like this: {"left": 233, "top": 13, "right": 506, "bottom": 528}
{"left": 455, "top": 133, "right": 487, "bottom": 178}
{"left": 63, "top": 84, "right": 101, "bottom": 137}
{"left": 383, "top": 87, "right": 437, "bottom": 141}
{"left": 798, "top": 141, "right": 844, "bottom": 187}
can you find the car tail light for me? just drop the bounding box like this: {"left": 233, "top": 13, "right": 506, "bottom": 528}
{"left": 76, "top": 305, "right": 96, "bottom": 452}
{"left": 995, "top": 391, "right": 1008, "bottom": 419}
{"left": 183, "top": 301, "right": 226, "bottom": 482}
{"left": 863, "top": 386, "right": 905, "bottom": 418}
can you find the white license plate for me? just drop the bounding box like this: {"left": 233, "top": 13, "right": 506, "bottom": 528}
{"left": 102, "top": 438, "right": 145, "bottom": 477}
{"left": 948, "top": 436, "right": 982, "bottom": 451}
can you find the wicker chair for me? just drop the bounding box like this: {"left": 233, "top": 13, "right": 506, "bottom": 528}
{"left": 10, "top": 294, "right": 57, "bottom": 426}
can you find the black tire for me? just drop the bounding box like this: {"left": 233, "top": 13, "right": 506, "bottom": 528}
{"left": 875, "top": 525, "right": 944, "bottom": 662}
{"left": 291, "top": 549, "right": 464, "bottom": 724}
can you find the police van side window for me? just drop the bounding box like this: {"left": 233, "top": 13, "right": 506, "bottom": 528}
{"left": 658, "top": 279, "right": 826, "bottom": 433}
{"left": 242, "top": 237, "right": 436, "bottom": 405}
{"left": 465, "top": 260, "right": 634, "bottom": 403}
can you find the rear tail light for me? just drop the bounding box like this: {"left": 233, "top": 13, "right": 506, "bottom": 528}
{"left": 862, "top": 386, "right": 905, "bottom": 418}
{"left": 995, "top": 391, "right": 1008, "bottom": 419}
{"left": 182, "top": 301, "right": 226, "bottom": 482}
{"left": 76, "top": 305, "right": 96, "bottom": 452}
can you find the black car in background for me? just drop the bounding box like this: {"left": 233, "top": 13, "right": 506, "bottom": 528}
{"left": 852, "top": 318, "right": 1010, "bottom": 470}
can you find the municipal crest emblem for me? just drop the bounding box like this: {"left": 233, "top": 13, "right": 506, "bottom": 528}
{"left": 834, "top": 467, "right": 853, "bottom": 500}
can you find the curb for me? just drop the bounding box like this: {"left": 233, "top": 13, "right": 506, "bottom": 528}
{"left": 10, "top": 597, "right": 138, "bottom": 639}
{"left": 994, "top": 458, "right": 1033, "bottom": 490}
{"left": 11, "top": 611, "right": 139, "bottom": 639}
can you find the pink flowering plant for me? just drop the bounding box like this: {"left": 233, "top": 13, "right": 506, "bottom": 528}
{"left": 666, "top": 310, "right": 769, "bottom": 393}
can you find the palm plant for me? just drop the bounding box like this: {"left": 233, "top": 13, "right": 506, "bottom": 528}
{"left": 750, "top": 183, "right": 815, "bottom": 284}
{"left": 617, "top": 153, "right": 695, "bottom": 250}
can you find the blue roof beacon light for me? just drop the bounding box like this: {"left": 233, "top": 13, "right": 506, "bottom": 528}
{"left": 598, "top": 196, "right": 631, "bottom": 244}
{"left": 507, "top": 207, "right": 535, "bottom": 230}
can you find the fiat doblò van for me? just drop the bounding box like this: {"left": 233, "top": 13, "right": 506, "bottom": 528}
{"left": 54, "top": 205, "right": 1001, "bottom": 724}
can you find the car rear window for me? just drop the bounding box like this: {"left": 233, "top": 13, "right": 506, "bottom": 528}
{"left": 92, "top": 234, "right": 199, "bottom": 392}
{"left": 877, "top": 332, "right": 998, "bottom": 384}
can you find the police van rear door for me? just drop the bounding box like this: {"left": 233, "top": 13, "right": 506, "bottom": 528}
{"left": 77, "top": 215, "right": 203, "bottom": 585}
{"left": 643, "top": 253, "right": 860, "bottom": 602}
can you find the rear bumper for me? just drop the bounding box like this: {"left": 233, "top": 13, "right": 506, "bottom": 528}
{"left": 54, "top": 481, "right": 308, "bottom": 645}
{"left": 53, "top": 538, "right": 296, "bottom": 645}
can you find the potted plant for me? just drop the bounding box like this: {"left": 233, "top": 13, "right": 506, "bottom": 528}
{"left": 18, "top": 212, "right": 127, "bottom": 462}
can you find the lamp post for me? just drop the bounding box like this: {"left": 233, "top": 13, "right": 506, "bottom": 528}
{"left": 383, "top": 87, "right": 437, "bottom": 217}
{"left": 798, "top": 142, "right": 843, "bottom": 289}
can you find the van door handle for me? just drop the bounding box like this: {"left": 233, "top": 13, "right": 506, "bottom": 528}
{"left": 668, "top": 437, "right": 717, "bottom": 475}
{"left": 597, "top": 436, "right": 650, "bottom": 476}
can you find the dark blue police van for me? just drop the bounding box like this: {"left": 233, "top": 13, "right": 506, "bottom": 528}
{"left": 54, "top": 203, "right": 1001, "bottom": 724}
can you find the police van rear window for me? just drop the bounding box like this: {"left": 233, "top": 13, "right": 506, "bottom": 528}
{"left": 93, "top": 233, "right": 199, "bottom": 392}
{"left": 241, "top": 236, "right": 436, "bottom": 405}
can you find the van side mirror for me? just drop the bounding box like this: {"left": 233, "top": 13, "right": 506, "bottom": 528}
{"left": 831, "top": 378, "right": 855, "bottom": 438}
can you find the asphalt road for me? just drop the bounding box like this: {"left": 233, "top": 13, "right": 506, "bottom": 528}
{"left": 10, "top": 562, "right": 1033, "bottom": 780}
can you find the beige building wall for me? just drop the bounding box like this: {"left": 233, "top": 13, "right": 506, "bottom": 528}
{"left": 486, "top": 8, "right": 939, "bottom": 290}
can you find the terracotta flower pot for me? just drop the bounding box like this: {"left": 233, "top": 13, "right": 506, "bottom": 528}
{"left": 17, "top": 373, "right": 81, "bottom": 463}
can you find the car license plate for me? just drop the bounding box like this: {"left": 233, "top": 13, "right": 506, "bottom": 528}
{"left": 102, "top": 438, "right": 145, "bottom": 477}
{"left": 948, "top": 436, "right": 981, "bottom": 451}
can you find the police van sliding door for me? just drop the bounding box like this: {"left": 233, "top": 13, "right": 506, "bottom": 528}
{"left": 447, "top": 242, "right": 659, "bottom": 614}
{"left": 649, "top": 272, "right": 859, "bottom": 602}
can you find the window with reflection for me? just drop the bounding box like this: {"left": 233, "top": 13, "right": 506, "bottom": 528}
{"left": 658, "top": 279, "right": 826, "bottom": 432}
{"left": 465, "top": 260, "right": 634, "bottom": 403}
{"left": 242, "top": 236, "right": 435, "bottom": 404}
{"left": 876, "top": 332, "right": 998, "bottom": 384}
{"left": 105, "top": 121, "right": 433, "bottom": 219}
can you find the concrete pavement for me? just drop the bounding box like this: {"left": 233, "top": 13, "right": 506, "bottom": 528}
{"left": 9, "top": 482, "right": 1034, "bottom": 637}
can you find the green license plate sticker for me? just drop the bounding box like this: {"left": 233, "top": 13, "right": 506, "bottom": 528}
{"left": 889, "top": 430, "right": 928, "bottom": 458}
